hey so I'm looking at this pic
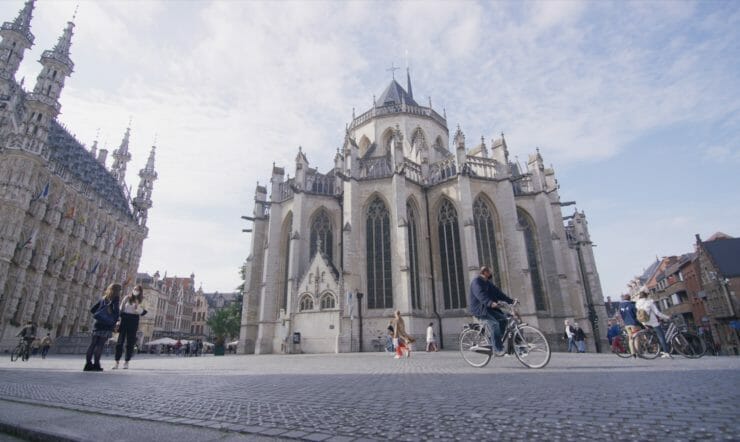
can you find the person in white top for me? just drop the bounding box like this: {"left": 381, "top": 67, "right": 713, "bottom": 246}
{"left": 635, "top": 289, "right": 672, "bottom": 358}
{"left": 425, "top": 322, "right": 438, "bottom": 352}
{"left": 564, "top": 320, "right": 575, "bottom": 352}
{"left": 113, "top": 285, "right": 148, "bottom": 369}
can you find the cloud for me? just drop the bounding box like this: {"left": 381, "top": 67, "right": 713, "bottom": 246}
{"left": 2, "top": 0, "right": 738, "bottom": 295}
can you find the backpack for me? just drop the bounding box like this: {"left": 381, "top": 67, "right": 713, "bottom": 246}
{"left": 636, "top": 308, "right": 650, "bottom": 324}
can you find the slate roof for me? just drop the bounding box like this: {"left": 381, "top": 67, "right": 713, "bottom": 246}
{"left": 703, "top": 237, "right": 740, "bottom": 278}
{"left": 47, "top": 121, "right": 132, "bottom": 217}
{"left": 377, "top": 80, "right": 418, "bottom": 107}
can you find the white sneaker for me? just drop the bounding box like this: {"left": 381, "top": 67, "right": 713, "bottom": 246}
{"left": 660, "top": 352, "right": 672, "bottom": 359}
{"left": 123, "top": 361, "right": 129, "bottom": 369}
{"left": 112, "top": 362, "right": 119, "bottom": 370}
{"left": 393, "top": 355, "right": 401, "bottom": 359}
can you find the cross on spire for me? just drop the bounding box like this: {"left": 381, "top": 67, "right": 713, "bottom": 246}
{"left": 386, "top": 62, "right": 399, "bottom": 80}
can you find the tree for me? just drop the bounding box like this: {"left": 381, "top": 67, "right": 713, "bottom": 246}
{"left": 207, "top": 303, "right": 240, "bottom": 344}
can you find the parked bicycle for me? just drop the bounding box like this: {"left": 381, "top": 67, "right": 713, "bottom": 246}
{"left": 632, "top": 319, "right": 706, "bottom": 359}
{"left": 459, "top": 300, "right": 551, "bottom": 368}
{"left": 10, "top": 337, "right": 32, "bottom": 362}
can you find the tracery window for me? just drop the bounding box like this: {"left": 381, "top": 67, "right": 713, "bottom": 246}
{"left": 517, "top": 208, "right": 547, "bottom": 311}
{"left": 310, "top": 209, "right": 333, "bottom": 263}
{"left": 438, "top": 199, "right": 466, "bottom": 309}
{"left": 366, "top": 197, "right": 392, "bottom": 309}
{"left": 473, "top": 198, "right": 502, "bottom": 288}
{"left": 406, "top": 201, "right": 421, "bottom": 310}
{"left": 299, "top": 295, "right": 314, "bottom": 312}
{"left": 320, "top": 293, "right": 336, "bottom": 310}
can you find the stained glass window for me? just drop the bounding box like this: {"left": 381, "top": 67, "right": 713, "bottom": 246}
{"left": 438, "top": 199, "right": 466, "bottom": 309}
{"left": 407, "top": 201, "right": 421, "bottom": 310}
{"left": 310, "top": 209, "right": 333, "bottom": 263}
{"left": 473, "top": 198, "right": 502, "bottom": 288}
{"left": 366, "top": 197, "right": 392, "bottom": 309}
{"left": 517, "top": 208, "right": 547, "bottom": 311}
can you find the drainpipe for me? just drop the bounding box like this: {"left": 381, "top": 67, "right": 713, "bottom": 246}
{"left": 356, "top": 292, "right": 364, "bottom": 352}
{"left": 424, "top": 188, "right": 443, "bottom": 348}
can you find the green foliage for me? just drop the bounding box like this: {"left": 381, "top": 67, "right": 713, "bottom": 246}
{"left": 207, "top": 303, "right": 241, "bottom": 340}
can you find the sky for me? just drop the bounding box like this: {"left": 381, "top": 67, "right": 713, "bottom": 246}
{"left": 2, "top": 0, "right": 738, "bottom": 299}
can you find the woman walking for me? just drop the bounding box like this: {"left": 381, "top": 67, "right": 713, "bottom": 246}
{"left": 85, "top": 283, "right": 122, "bottom": 372}
{"left": 113, "top": 285, "right": 147, "bottom": 370}
{"left": 390, "top": 310, "right": 416, "bottom": 359}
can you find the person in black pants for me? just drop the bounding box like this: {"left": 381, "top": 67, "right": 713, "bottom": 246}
{"left": 85, "top": 283, "right": 122, "bottom": 372}
{"left": 113, "top": 285, "right": 147, "bottom": 370}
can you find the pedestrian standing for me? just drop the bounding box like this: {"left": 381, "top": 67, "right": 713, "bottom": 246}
{"left": 184, "top": 342, "right": 191, "bottom": 357}
{"left": 197, "top": 339, "right": 203, "bottom": 357}
{"left": 85, "top": 283, "right": 122, "bottom": 372}
{"left": 564, "top": 320, "right": 576, "bottom": 352}
{"left": 113, "top": 285, "right": 147, "bottom": 370}
{"left": 391, "top": 310, "right": 415, "bottom": 359}
{"left": 40, "top": 333, "right": 53, "bottom": 359}
{"left": 425, "top": 322, "right": 438, "bottom": 352}
{"left": 573, "top": 323, "right": 586, "bottom": 353}
{"left": 175, "top": 339, "right": 182, "bottom": 356}
{"left": 618, "top": 294, "right": 641, "bottom": 358}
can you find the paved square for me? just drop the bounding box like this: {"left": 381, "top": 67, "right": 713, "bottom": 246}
{"left": 0, "top": 351, "right": 738, "bottom": 441}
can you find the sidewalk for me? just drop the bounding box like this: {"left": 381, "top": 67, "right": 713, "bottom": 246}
{"left": 0, "top": 399, "right": 282, "bottom": 442}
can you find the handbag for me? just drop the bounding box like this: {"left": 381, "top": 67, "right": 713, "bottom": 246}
{"left": 93, "top": 300, "right": 117, "bottom": 327}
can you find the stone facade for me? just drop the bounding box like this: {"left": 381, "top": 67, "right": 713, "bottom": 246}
{"left": 240, "top": 74, "right": 608, "bottom": 354}
{"left": 0, "top": 1, "right": 156, "bottom": 350}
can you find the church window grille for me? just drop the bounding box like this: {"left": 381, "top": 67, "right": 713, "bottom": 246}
{"left": 438, "top": 199, "right": 466, "bottom": 309}
{"left": 310, "top": 209, "right": 333, "bottom": 263}
{"left": 517, "top": 208, "right": 548, "bottom": 311}
{"left": 320, "top": 293, "right": 336, "bottom": 310}
{"left": 473, "top": 198, "right": 502, "bottom": 288}
{"left": 366, "top": 197, "right": 392, "bottom": 309}
{"left": 406, "top": 202, "right": 421, "bottom": 310}
{"left": 299, "top": 295, "right": 314, "bottom": 312}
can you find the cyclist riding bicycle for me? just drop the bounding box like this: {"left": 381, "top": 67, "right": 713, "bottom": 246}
{"left": 635, "top": 289, "right": 672, "bottom": 358}
{"left": 16, "top": 321, "right": 37, "bottom": 358}
{"left": 469, "top": 266, "right": 514, "bottom": 355}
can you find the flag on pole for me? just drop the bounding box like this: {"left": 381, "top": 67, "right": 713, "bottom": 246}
{"left": 31, "top": 182, "right": 50, "bottom": 202}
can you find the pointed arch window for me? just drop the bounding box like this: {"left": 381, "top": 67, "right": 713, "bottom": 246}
{"left": 299, "top": 294, "right": 314, "bottom": 312}
{"left": 366, "top": 197, "right": 392, "bottom": 309}
{"left": 406, "top": 201, "right": 421, "bottom": 310}
{"left": 438, "top": 199, "right": 466, "bottom": 309}
{"left": 473, "top": 198, "right": 502, "bottom": 288}
{"left": 320, "top": 293, "right": 336, "bottom": 310}
{"left": 310, "top": 209, "right": 333, "bottom": 263}
{"left": 517, "top": 208, "right": 547, "bottom": 311}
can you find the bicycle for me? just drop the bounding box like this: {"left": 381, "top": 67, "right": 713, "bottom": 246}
{"left": 610, "top": 328, "right": 633, "bottom": 359}
{"left": 10, "top": 338, "right": 32, "bottom": 362}
{"left": 459, "top": 300, "right": 551, "bottom": 369}
{"left": 632, "top": 320, "right": 706, "bottom": 359}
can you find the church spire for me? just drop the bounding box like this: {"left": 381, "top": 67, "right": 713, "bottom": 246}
{"left": 406, "top": 67, "right": 413, "bottom": 100}
{"left": 111, "top": 124, "right": 132, "bottom": 187}
{"left": 132, "top": 144, "right": 157, "bottom": 227}
{"left": 0, "top": 0, "right": 36, "bottom": 80}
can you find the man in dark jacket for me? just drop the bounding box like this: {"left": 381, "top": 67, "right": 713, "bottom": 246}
{"left": 618, "top": 294, "right": 641, "bottom": 358}
{"left": 469, "top": 266, "right": 514, "bottom": 353}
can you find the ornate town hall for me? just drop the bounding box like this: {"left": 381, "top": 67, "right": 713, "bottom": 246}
{"left": 240, "top": 70, "right": 608, "bottom": 354}
{"left": 0, "top": 1, "right": 156, "bottom": 348}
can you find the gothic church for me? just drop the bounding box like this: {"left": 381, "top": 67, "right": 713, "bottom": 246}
{"left": 240, "top": 71, "right": 608, "bottom": 354}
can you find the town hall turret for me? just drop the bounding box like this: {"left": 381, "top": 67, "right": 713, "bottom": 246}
{"left": 240, "top": 71, "right": 607, "bottom": 354}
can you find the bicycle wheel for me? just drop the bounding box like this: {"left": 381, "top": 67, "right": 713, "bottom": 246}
{"left": 675, "top": 332, "right": 705, "bottom": 358}
{"left": 512, "top": 325, "right": 551, "bottom": 369}
{"left": 459, "top": 328, "right": 492, "bottom": 368}
{"left": 612, "top": 331, "right": 632, "bottom": 358}
{"left": 671, "top": 332, "right": 693, "bottom": 357}
{"left": 10, "top": 345, "right": 22, "bottom": 362}
{"left": 632, "top": 330, "right": 660, "bottom": 359}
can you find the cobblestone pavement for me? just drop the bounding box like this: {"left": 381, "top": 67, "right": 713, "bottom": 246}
{"left": 0, "top": 351, "right": 738, "bottom": 441}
